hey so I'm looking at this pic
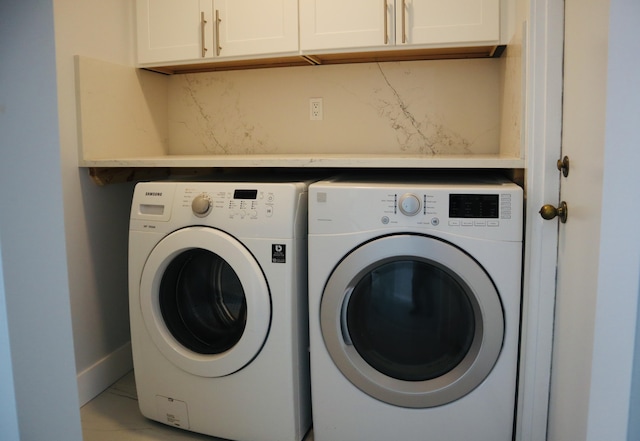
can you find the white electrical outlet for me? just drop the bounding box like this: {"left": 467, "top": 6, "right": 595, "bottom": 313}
{"left": 310, "top": 98, "right": 323, "bottom": 120}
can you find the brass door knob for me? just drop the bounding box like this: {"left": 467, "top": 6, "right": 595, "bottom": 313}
{"left": 539, "top": 201, "right": 568, "bottom": 223}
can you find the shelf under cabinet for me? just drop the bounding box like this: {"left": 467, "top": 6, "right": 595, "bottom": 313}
{"left": 80, "top": 153, "right": 524, "bottom": 169}
{"left": 83, "top": 154, "right": 524, "bottom": 185}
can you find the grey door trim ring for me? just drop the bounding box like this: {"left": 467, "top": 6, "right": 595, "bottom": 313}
{"left": 320, "top": 234, "right": 504, "bottom": 408}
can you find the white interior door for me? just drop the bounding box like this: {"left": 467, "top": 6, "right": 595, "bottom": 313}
{"left": 515, "top": 0, "right": 564, "bottom": 437}
{"left": 518, "top": 0, "right": 640, "bottom": 438}
{"left": 545, "top": 0, "right": 610, "bottom": 439}
{"left": 518, "top": 0, "right": 610, "bottom": 437}
{"left": 547, "top": 0, "right": 640, "bottom": 440}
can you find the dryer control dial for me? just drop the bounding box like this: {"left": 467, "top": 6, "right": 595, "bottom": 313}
{"left": 398, "top": 193, "right": 421, "bottom": 216}
{"left": 192, "top": 194, "right": 212, "bottom": 217}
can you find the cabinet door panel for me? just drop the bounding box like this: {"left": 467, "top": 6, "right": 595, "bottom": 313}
{"left": 300, "top": 0, "right": 391, "bottom": 51}
{"left": 137, "top": 0, "right": 214, "bottom": 64}
{"left": 217, "top": 0, "right": 298, "bottom": 57}
{"left": 401, "top": 0, "right": 500, "bottom": 45}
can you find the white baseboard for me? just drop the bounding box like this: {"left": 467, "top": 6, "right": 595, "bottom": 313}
{"left": 77, "top": 341, "right": 133, "bottom": 406}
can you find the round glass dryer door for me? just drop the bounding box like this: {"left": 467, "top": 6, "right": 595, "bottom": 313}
{"left": 320, "top": 234, "right": 504, "bottom": 408}
{"left": 140, "top": 227, "right": 271, "bottom": 378}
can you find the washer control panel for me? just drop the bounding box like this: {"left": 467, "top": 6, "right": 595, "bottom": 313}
{"left": 130, "top": 181, "right": 308, "bottom": 238}
{"left": 180, "top": 187, "right": 276, "bottom": 221}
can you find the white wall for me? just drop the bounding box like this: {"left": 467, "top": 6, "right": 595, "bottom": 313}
{"left": 630, "top": 289, "right": 640, "bottom": 439}
{"left": 586, "top": 0, "right": 640, "bottom": 438}
{"left": 0, "top": 238, "right": 19, "bottom": 441}
{"left": 0, "top": 0, "right": 83, "bottom": 439}
{"left": 53, "top": 0, "right": 137, "bottom": 404}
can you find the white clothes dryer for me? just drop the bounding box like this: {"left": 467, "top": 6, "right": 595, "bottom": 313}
{"left": 129, "top": 180, "right": 311, "bottom": 441}
{"left": 308, "top": 176, "right": 523, "bottom": 441}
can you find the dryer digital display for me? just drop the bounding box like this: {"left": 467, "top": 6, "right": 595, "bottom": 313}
{"left": 449, "top": 194, "right": 499, "bottom": 218}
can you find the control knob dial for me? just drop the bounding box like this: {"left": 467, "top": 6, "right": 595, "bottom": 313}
{"left": 398, "top": 193, "right": 421, "bottom": 216}
{"left": 192, "top": 194, "right": 212, "bottom": 217}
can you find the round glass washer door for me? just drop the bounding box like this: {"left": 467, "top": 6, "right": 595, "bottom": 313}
{"left": 320, "top": 234, "right": 504, "bottom": 408}
{"left": 140, "top": 227, "right": 271, "bottom": 378}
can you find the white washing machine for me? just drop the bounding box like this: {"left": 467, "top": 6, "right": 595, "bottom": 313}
{"left": 129, "top": 180, "right": 312, "bottom": 441}
{"left": 308, "top": 176, "right": 523, "bottom": 441}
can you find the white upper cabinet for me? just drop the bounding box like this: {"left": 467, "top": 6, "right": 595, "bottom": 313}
{"left": 403, "top": 0, "right": 500, "bottom": 45}
{"left": 216, "top": 0, "right": 298, "bottom": 57}
{"left": 299, "top": 0, "right": 389, "bottom": 51}
{"left": 137, "top": 0, "right": 299, "bottom": 65}
{"left": 300, "top": 0, "right": 500, "bottom": 52}
{"left": 137, "top": 0, "right": 212, "bottom": 63}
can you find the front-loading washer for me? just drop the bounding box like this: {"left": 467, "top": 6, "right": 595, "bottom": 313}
{"left": 129, "top": 180, "right": 311, "bottom": 441}
{"left": 308, "top": 175, "right": 523, "bottom": 441}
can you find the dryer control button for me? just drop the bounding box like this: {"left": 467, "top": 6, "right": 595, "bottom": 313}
{"left": 398, "top": 193, "right": 421, "bottom": 216}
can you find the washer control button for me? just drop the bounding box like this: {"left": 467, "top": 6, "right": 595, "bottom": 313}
{"left": 398, "top": 193, "right": 421, "bottom": 216}
{"left": 191, "top": 194, "right": 212, "bottom": 217}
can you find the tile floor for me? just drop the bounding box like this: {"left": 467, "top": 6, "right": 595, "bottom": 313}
{"left": 80, "top": 371, "right": 314, "bottom": 441}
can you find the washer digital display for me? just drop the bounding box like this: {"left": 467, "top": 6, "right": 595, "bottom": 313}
{"left": 234, "top": 189, "right": 258, "bottom": 200}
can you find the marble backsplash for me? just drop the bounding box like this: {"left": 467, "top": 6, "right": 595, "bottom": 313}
{"left": 166, "top": 58, "right": 502, "bottom": 156}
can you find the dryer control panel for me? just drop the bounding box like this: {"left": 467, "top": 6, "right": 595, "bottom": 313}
{"left": 309, "top": 178, "right": 523, "bottom": 242}
{"left": 380, "top": 191, "right": 513, "bottom": 226}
